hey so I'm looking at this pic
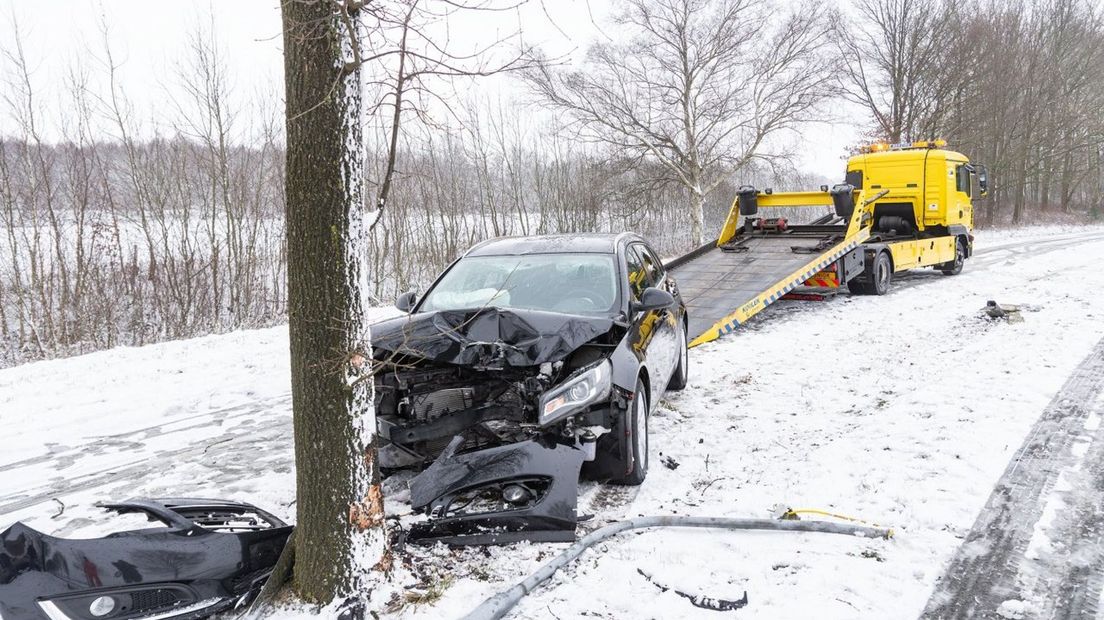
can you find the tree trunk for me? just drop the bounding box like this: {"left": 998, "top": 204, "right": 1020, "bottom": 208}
{"left": 281, "top": 0, "right": 387, "bottom": 605}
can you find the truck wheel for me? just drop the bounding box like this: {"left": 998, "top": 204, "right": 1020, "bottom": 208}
{"left": 847, "top": 251, "right": 892, "bottom": 295}
{"left": 941, "top": 237, "right": 966, "bottom": 275}
{"left": 870, "top": 251, "right": 893, "bottom": 294}
{"left": 613, "top": 380, "right": 649, "bottom": 486}
{"left": 667, "top": 319, "right": 689, "bottom": 391}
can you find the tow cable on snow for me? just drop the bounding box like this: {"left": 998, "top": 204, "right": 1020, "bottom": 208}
{"left": 460, "top": 514, "right": 893, "bottom": 620}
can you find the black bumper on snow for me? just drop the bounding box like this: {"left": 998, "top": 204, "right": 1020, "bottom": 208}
{"left": 0, "top": 498, "right": 292, "bottom": 620}
{"left": 406, "top": 437, "right": 586, "bottom": 545}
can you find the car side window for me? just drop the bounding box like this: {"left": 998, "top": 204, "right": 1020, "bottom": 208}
{"left": 625, "top": 245, "right": 649, "bottom": 301}
{"left": 641, "top": 246, "right": 665, "bottom": 284}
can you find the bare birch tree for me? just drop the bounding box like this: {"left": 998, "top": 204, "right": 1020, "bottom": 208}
{"left": 524, "top": 0, "right": 836, "bottom": 246}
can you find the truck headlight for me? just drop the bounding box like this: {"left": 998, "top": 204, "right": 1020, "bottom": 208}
{"left": 539, "top": 360, "right": 612, "bottom": 426}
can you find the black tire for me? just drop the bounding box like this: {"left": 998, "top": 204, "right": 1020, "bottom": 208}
{"left": 613, "top": 380, "right": 649, "bottom": 486}
{"left": 849, "top": 251, "right": 893, "bottom": 295}
{"left": 667, "top": 318, "right": 688, "bottom": 391}
{"left": 941, "top": 237, "right": 966, "bottom": 275}
{"left": 846, "top": 277, "right": 871, "bottom": 295}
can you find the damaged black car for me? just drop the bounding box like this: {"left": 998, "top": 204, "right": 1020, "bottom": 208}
{"left": 370, "top": 233, "right": 689, "bottom": 544}
{"left": 0, "top": 499, "right": 291, "bottom": 620}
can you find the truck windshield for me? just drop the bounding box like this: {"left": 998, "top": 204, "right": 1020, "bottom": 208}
{"left": 419, "top": 253, "right": 619, "bottom": 316}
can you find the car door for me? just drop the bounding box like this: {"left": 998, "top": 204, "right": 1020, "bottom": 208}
{"left": 639, "top": 244, "right": 682, "bottom": 381}
{"left": 951, "top": 161, "right": 973, "bottom": 228}
{"left": 626, "top": 243, "right": 680, "bottom": 387}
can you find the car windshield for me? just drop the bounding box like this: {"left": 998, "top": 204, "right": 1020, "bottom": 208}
{"left": 419, "top": 253, "right": 620, "bottom": 316}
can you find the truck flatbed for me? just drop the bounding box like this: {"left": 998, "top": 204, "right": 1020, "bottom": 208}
{"left": 670, "top": 231, "right": 858, "bottom": 346}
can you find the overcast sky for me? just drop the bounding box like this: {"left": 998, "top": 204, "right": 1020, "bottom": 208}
{"left": 0, "top": 0, "right": 860, "bottom": 179}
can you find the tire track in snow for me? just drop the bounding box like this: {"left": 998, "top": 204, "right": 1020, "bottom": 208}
{"left": 922, "top": 336, "right": 1104, "bottom": 619}
{"left": 970, "top": 231, "right": 1104, "bottom": 268}
{"left": 0, "top": 394, "right": 291, "bottom": 517}
{"left": 1035, "top": 388, "right": 1104, "bottom": 619}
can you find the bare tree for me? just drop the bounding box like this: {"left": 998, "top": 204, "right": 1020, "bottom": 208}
{"left": 524, "top": 0, "right": 836, "bottom": 245}
{"left": 360, "top": 0, "right": 535, "bottom": 231}
{"left": 838, "top": 0, "right": 954, "bottom": 143}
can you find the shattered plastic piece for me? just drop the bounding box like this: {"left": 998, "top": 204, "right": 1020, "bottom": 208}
{"left": 981, "top": 300, "right": 1024, "bottom": 323}
{"left": 636, "top": 569, "right": 749, "bottom": 611}
{"left": 407, "top": 438, "right": 586, "bottom": 545}
{"left": 661, "top": 455, "right": 681, "bottom": 470}
{"left": 0, "top": 498, "right": 292, "bottom": 620}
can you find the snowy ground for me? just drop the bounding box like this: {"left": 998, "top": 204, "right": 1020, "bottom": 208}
{"left": 3, "top": 226, "right": 1104, "bottom": 618}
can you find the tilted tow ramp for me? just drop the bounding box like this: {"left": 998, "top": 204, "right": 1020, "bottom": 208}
{"left": 670, "top": 186, "right": 872, "bottom": 347}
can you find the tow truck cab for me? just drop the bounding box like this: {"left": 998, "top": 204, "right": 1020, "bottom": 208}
{"left": 846, "top": 140, "right": 988, "bottom": 235}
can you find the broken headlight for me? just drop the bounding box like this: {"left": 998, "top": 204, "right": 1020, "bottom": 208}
{"left": 538, "top": 359, "right": 611, "bottom": 426}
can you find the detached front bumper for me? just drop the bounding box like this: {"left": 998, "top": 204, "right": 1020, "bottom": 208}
{"left": 0, "top": 499, "right": 291, "bottom": 620}
{"left": 407, "top": 438, "right": 586, "bottom": 545}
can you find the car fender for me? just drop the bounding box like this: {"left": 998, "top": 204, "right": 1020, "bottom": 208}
{"left": 609, "top": 334, "right": 644, "bottom": 394}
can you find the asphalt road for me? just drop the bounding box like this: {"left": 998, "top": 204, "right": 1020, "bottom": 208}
{"left": 923, "top": 336, "right": 1104, "bottom": 619}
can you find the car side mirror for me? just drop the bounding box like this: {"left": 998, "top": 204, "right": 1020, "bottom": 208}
{"left": 632, "top": 287, "right": 674, "bottom": 313}
{"left": 395, "top": 290, "right": 418, "bottom": 313}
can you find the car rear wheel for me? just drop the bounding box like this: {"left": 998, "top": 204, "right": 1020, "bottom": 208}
{"left": 613, "top": 380, "right": 649, "bottom": 486}
{"left": 667, "top": 318, "right": 689, "bottom": 391}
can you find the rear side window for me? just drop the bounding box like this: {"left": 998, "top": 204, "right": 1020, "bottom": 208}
{"left": 640, "top": 245, "right": 665, "bottom": 284}
{"left": 845, "top": 169, "right": 863, "bottom": 189}
{"left": 955, "top": 164, "right": 972, "bottom": 197}
{"left": 625, "top": 245, "right": 649, "bottom": 301}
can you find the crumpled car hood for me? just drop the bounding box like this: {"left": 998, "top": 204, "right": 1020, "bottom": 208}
{"left": 371, "top": 307, "right": 615, "bottom": 367}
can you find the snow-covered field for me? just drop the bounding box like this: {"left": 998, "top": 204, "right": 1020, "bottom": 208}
{"left": 3, "top": 226, "right": 1104, "bottom": 618}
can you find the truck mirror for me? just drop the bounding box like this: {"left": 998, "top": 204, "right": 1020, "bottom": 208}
{"left": 977, "top": 165, "right": 989, "bottom": 197}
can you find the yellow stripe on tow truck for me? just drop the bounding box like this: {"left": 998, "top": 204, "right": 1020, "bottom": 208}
{"left": 687, "top": 239, "right": 859, "bottom": 348}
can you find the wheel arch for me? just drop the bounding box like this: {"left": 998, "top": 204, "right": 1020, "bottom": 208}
{"left": 636, "top": 366, "right": 651, "bottom": 409}
{"left": 948, "top": 224, "right": 972, "bottom": 257}
{"left": 880, "top": 247, "right": 895, "bottom": 272}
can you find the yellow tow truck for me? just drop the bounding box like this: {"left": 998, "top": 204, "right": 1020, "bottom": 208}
{"left": 668, "top": 140, "right": 989, "bottom": 347}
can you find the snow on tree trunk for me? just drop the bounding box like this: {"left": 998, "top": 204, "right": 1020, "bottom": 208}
{"left": 281, "top": 0, "right": 387, "bottom": 605}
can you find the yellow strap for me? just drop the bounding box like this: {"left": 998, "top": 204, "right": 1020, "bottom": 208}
{"left": 783, "top": 508, "right": 895, "bottom": 537}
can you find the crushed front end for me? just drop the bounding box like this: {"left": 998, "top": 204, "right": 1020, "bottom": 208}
{"left": 0, "top": 499, "right": 292, "bottom": 620}
{"left": 371, "top": 307, "right": 632, "bottom": 544}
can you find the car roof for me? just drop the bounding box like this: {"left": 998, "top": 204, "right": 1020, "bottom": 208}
{"left": 465, "top": 233, "right": 643, "bottom": 257}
